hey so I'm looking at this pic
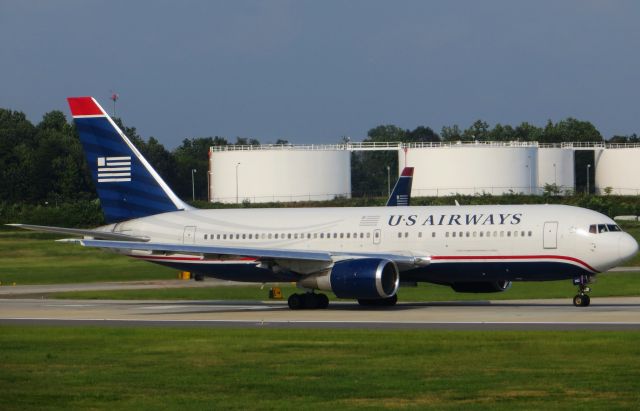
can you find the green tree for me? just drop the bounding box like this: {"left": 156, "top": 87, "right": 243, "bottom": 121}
{"left": 441, "top": 124, "right": 462, "bottom": 141}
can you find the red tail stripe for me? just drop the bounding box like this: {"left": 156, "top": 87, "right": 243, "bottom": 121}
{"left": 431, "top": 255, "right": 599, "bottom": 273}
{"left": 67, "top": 97, "right": 103, "bottom": 116}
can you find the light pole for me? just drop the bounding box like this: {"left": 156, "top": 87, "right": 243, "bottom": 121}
{"left": 386, "top": 165, "right": 391, "bottom": 196}
{"left": 191, "top": 169, "right": 197, "bottom": 201}
{"left": 235, "top": 162, "right": 241, "bottom": 204}
{"left": 553, "top": 163, "right": 557, "bottom": 186}
{"left": 586, "top": 164, "right": 591, "bottom": 195}
{"left": 527, "top": 155, "right": 532, "bottom": 194}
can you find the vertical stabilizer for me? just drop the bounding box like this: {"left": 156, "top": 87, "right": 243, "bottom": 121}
{"left": 386, "top": 167, "right": 414, "bottom": 206}
{"left": 67, "top": 97, "right": 191, "bottom": 223}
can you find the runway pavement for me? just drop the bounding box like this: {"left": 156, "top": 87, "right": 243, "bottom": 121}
{"left": 2, "top": 296, "right": 640, "bottom": 330}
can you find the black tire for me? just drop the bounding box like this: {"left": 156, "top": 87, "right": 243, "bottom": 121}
{"left": 194, "top": 274, "right": 204, "bottom": 282}
{"left": 382, "top": 294, "right": 398, "bottom": 306}
{"left": 581, "top": 294, "right": 591, "bottom": 307}
{"left": 573, "top": 294, "right": 583, "bottom": 307}
{"left": 303, "top": 293, "right": 319, "bottom": 309}
{"left": 317, "top": 294, "right": 330, "bottom": 309}
{"left": 288, "top": 293, "right": 303, "bottom": 310}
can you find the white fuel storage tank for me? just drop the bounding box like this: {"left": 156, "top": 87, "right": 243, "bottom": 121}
{"left": 537, "top": 148, "right": 575, "bottom": 194}
{"left": 595, "top": 148, "right": 640, "bottom": 195}
{"left": 209, "top": 146, "right": 351, "bottom": 203}
{"left": 399, "top": 143, "right": 538, "bottom": 196}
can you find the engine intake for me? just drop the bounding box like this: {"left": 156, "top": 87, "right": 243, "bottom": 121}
{"left": 330, "top": 258, "right": 400, "bottom": 299}
{"left": 450, "top": 280, "right": 512, "bottom": 293}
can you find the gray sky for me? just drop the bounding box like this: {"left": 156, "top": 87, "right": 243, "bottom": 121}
{"left": 1, "top": 1, "right": 639, "bottom": 148}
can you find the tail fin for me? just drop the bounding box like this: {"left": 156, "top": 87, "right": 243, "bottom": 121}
{"left": 386, "top": 167, "right": 414, "bottom": 206}
{"left": 67, "top": 97, "right": 191, "bottom": 223}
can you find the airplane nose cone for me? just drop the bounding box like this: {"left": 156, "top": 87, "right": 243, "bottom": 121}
{"left": 618, "top": 234, "right": 639, "bottom": 263}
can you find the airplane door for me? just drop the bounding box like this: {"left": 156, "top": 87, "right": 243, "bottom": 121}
{"left": 543, "top": 222, "right": 558, "bottom": 249}
{"left": 183, "top": 226, "right": 197, "bottom": 244}
{"left": 373, "top": 229, "right": 381, "bottom": 245}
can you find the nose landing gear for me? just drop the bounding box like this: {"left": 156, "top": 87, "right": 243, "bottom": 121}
{"left": 572, "top": 275, "right": 592, "bottom": 307}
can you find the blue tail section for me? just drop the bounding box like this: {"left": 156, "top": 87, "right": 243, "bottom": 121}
{"left": 68, "top": 97, "right": 190, "bottom": 223}
{"left": 386, "top": 167, "right": 414, "bottom": 206}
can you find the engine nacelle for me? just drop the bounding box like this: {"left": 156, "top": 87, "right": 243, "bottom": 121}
{"left": 450, "top": 280, "right": 512, "bottom": 293}
{"left": 330, "top": 258, "right": 400, "bottom": 299}
{"left": 298, "top": 258, "right": 400, "bottom": 299}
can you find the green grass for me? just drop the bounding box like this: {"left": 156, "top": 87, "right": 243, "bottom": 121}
{"left": 51, "top": 271, "right": 640, "bottom": 301}
{"left": 0, "top": 230, "right": 177, "bottom": 285}
{"left": 0, "top": 327, "right": 638, "bottom": 410}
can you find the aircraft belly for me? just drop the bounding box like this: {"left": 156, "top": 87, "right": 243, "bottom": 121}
{"left": 402, "top": 260, "right": 593, "bottom": 283}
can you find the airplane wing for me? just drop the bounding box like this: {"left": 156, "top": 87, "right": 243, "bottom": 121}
{"left": 77, "top": 239, "right": 430, "bottom": 272}
{"left": 6, "top": 224, "right": 150, "bottom": 242}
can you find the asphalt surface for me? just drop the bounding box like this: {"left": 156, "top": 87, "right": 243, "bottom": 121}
{"left": 2, "top": 296, "right": 640, "bottom": 330}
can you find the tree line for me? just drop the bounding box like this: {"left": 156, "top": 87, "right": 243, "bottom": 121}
{"left": 1, "top": 106, "right": 637, "bottom": 205}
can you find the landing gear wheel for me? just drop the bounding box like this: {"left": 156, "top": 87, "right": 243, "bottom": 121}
{"left": 317, "top": 293, "right": 330, "bottom": 309}
{"left": 572, "top": 275, "right": 593, "bottom": 307}
{"left": 194, "top": 273, "right": 204, "bottom": 282}
{"left": 288, "top": 293, "right": 303, "bottom": 310}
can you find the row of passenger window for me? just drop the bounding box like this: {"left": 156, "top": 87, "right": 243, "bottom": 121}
{"left": 203, "top": 232, "right": 376, "bottom": 241}
{"left": 444, "top": 230, "right": 533, "bottom": 238}
{"left": 203, "top": 229, "right": 534, "bottom": 241}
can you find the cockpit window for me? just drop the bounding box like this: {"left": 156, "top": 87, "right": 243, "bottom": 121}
{"left": 589, "top": 224, "right": 622, "bottom": 234}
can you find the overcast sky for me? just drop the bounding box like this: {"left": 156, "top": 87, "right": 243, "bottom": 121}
{"left": 1, "top": 1, "right": 639, "bottom": 148}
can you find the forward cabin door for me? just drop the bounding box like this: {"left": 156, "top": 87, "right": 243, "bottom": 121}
{"left": 543, "top": 221, "right": 558, "bottom": 249}
{"left": 183, "top": 226, "right": 197, "bottom": 244}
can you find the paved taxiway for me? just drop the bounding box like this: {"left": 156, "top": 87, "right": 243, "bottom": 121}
{"left": 2, "top": 297, "right": 640, "bottom": 330}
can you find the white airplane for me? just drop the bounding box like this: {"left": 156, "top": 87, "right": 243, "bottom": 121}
{"left": 10, "top": 97, "right": 639, "bottom": 309}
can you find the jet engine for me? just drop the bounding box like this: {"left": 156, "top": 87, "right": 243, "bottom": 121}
{"left": 299, "top": 258, "right": 400, "bottom": 300}
{"left": 450, "top": 280, "right": 512, "bottom": 293}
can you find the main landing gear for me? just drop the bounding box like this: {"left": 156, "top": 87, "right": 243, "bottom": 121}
{"left": 573, "top": 275, "right": 592, "bottom": 307}
{"left": 287, "top": 292, "right": 330, "bottom": 310}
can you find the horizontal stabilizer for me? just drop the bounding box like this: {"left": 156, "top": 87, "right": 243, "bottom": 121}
{"left": 6, "top": 224, "right": 149, "bottom": 242}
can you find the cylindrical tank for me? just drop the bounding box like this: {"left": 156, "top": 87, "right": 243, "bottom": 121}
{"left": 399, "top": 145, "right": 538, "bottom": 196}
{"left": 595, "top": 148, "right": 640, "bottom": 195}
{"left": 537, "top": 148, "right": 574, "bottom": 194}
{"left": 209, "top": 147, "right": 351, "bottom": 203}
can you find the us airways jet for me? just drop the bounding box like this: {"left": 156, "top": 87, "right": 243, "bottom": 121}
{"left": 10, "top": 97, "right": 639, "bottom": 309}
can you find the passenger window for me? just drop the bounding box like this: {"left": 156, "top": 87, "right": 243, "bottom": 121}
{"left": 374, "top": 232, "right": 378, "bottom": 238}
{"left": 346, "top": 233, "right": 350, "bottom": 239}
{"left": 466, "top": 232, "right": 470, "bottom": 237}
{"left": 404, "top": 232, "right": 408, "bottom": 238}
{"left": 452, "top": 232, "right": 456, "bottom": 237}
{"left": 446, "top": 232, "right": 450, "bottom": 238}
{"left": 398, "top": 232, "right": 402, "bottom": 238}
{"left": 340, "top": 233, "right": 344, "bottom": 239}
{"left": 528, "top": 231, "right": 532, "bottom": 237}
{"left": 204, "top": 234, "right": 208, "bottom": 240}
{"left": 432, "top": 232, "right": 436, "bottom": 238}
{"left": 320, "top": 233, "right": 324, "bottom": 239}
{"left": 507, "top": 231, "right": 511, "bottom": 237}
{"left": 418, "top": 232, "right": 422, "bottom": 238}
{"left": 479, "top": 231, "right": 484, "bottom": 237}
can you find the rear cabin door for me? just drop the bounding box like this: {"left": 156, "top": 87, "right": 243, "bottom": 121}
{"left": 183, "top": 226, "right": 197, "bottom": 244}
{"left": 543, "top": 221, "right": 558, "bottom": 249}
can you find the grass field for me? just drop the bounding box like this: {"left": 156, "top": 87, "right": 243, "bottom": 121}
{"left": 51, "top": 271, "right": 640, "bottom": 302}
{"left": 0, "top": 326, "right": 638, "bottom": 410}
